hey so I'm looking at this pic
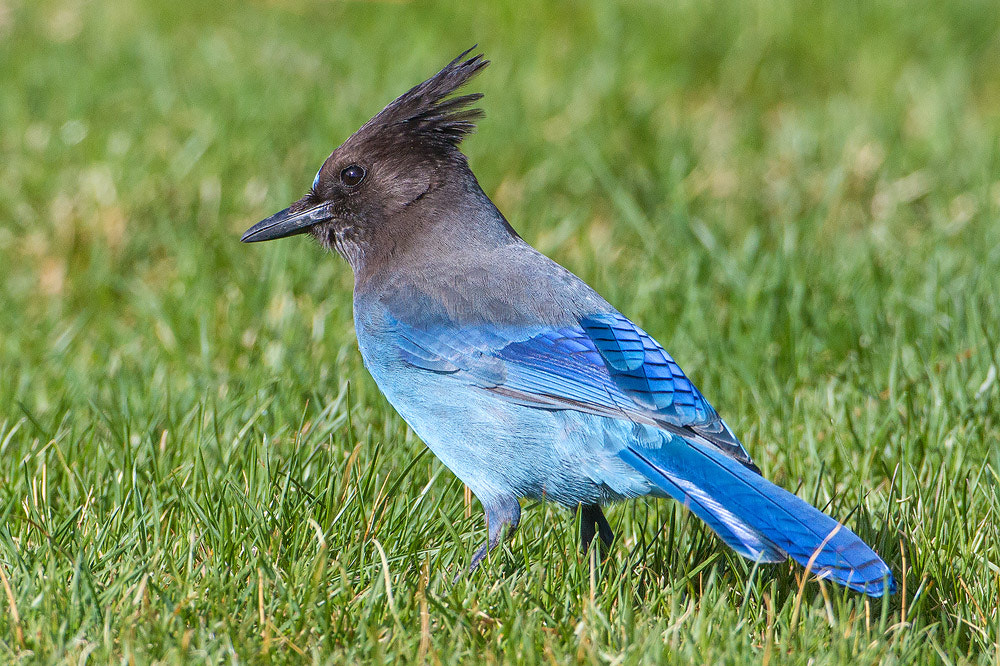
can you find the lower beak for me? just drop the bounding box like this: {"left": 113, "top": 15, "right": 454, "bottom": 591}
{"left": 241, "top": 202, "right": 333, "bottom": 243}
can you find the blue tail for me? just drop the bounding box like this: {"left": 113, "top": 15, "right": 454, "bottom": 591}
{"left": 620, "top": 436, "right": 895, "bottom": 597}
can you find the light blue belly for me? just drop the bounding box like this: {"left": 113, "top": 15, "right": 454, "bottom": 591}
{"left": 362, "top": 352, "right": 654, "bottom": 507}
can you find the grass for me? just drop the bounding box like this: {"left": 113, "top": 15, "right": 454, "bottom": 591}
{"left": 1, "top": 0, "right": 1000, "bottom": 662}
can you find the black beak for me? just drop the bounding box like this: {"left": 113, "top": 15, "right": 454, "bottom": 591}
{"left": 241, "top": 202, "right": 333, "bottom": 243}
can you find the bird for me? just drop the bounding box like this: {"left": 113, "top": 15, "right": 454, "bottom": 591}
{"left": 242, "top": 48, "right": 895, "bottom": 597}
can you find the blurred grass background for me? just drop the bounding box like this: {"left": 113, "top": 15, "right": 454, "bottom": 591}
{"left": 1, "top": 0, "right": 1000, "bottom": 662}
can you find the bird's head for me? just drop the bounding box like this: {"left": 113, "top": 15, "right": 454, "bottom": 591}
{"left": 241, "top": 48, "right": 491, "bottom": 270}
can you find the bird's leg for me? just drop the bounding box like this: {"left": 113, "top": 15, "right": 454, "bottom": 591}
{"left": 579, "top": 503, "right": 614, "bottom": 554}
{"left": 458, "top": 497, "right": 521, "bottom": 580}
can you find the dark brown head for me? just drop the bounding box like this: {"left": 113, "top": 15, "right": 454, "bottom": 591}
{"left": 241, "top": 48, "right": 491, "bottom": 270}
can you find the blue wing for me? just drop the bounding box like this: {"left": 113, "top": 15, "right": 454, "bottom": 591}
{"left": 394, "top": 311, "right": 757, "bottom": 469}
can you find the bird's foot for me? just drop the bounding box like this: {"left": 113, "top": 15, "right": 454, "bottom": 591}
{"left": 579, "top": 503, "right": 614, "bottom": 555}
{"left": 453, "top": 496, "right": 521, "bottom": 583}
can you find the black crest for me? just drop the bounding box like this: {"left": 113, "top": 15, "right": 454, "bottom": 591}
{"left": 357, "top": 47, "right": 489, "bottom": 152}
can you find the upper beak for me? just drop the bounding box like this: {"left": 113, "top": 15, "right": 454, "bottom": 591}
{"left": 241, "top": 201, "right": 333, "bottom": 243}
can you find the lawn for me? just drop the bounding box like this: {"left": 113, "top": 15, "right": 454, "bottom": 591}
{"left": 2, "top": 0, "right": 999, "bottom": 662}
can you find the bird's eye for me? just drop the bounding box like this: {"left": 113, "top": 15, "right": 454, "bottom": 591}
{"left": 340, "top": 165, "right": 366, "bottom": 187}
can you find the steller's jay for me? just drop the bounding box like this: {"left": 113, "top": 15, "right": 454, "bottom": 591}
{"left": 242, "top": 49, "right": 894, "bottom": 596}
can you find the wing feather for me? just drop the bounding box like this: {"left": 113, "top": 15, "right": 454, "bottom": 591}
{"left": 389, "top": 311, "right": 758, "bottom": 469}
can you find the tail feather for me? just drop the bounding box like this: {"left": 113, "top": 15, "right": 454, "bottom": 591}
{"left": 621, "top": 438, "right": 894, "bottom": 597}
